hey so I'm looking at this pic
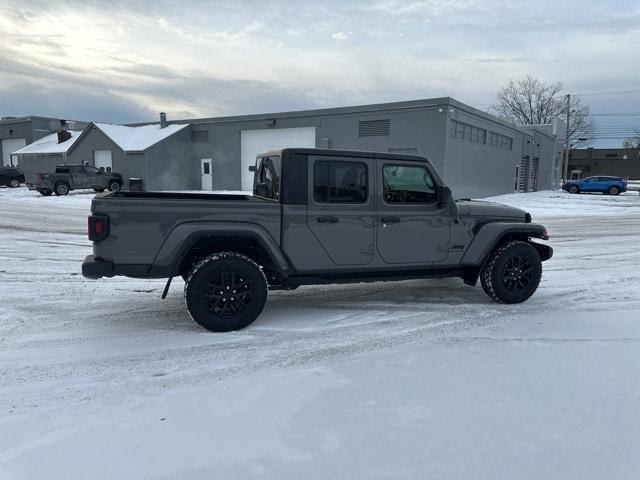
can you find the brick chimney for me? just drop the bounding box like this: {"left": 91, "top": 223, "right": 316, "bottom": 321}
{"left": 57, "top": 120, "right": 71, "bottom": 143}
{"left": 160, "top": 112, "right": 167, "bottom": 128}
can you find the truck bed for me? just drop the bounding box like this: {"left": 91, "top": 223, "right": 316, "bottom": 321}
{"left": 105, "top": 191, "right": 258, "bottom": 201}
{"left": 91, "top": 191, "right": 281, "bottom": 269}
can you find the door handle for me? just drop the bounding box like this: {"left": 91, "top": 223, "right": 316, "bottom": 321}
{"left": 380, "top": 216, "right": 400, "bottom": 224}
{"left": 317, "top": 216, "right": 339, "bottom": 223}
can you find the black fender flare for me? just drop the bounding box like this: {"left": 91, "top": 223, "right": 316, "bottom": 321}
{"left": 148, "top": 221, "right": 291, "bottom": 277}
{"left": 460, "top": 222, "right": 551, "bottom": 267}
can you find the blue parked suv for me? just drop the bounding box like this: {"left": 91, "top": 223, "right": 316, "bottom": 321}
{"left": 562, "top": 176, "right": 627, "bottom": 195}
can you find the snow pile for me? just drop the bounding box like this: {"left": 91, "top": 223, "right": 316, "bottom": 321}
{"left": 94, "top": 123, "right": 189, "bottom": 151}
{"left": 483, "top": 189, "right": 640, "bottom": 217}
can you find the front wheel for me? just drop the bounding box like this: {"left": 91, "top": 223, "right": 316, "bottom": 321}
{"left": 480, "top": 241, "right": 542, "bottom": 304}
{"left": 608, "top": 186, "right": 620, "bottom": 195}
{"left": 184, "top": 252, "right": 268, "bottom": 332}
{"left": 568, "top": 185, "right": 579, "bottom": 194}
{"left": 38, "top": 188, "right": 53, "bottom": 196}
{"left": 108, "top": 181, "right": 121, "bottom": 192}
{"left": 54, "top": 183, "right": 69, "bottom": 196}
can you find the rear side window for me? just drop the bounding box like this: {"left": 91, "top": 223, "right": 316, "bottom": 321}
{"left": 313, "top": 161, "right": 368, "bottom": 203}
{"left": 383, "top": 164, "right": 435, "bottom": 203}
{"left": 253, "top": 156, "right": 280, "bottom": 200}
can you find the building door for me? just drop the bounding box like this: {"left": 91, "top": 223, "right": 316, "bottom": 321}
{"left": 201, "top": 158, "right": 213, "bottom": 190}
{"left": 518, "top": 157, "right": 529, "bottom": 192}
{"left": 376, "top": 160, "right": 450, "bottom": 264}
{"left": 94, "top": 150, "right": 113, "bottom": 172}
{"left": 240, "top": 127, "right": 316, "bottom": 191}
{"left": 2, "top": 138, "right": 26, "bottom": 166}
{"left": 306, "top": 156, "right": 375, "bottom": 266}
{"left": 528, "top": 157, "right": 539, "bottom": 192}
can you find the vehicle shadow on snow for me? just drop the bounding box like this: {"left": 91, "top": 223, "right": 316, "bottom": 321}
{"left": 91, "top": 278, "right": 492, "bottom": 333}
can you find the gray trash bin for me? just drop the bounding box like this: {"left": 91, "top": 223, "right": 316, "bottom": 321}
{"left": 128, "top": 178, "right": 144, "bottom": 192}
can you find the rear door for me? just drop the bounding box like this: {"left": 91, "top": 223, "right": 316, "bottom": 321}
{"left": 83, "top": 165, "right": 99, "bottom": 187}
{"left": 376, "top": 160, "right": 450, "bottom": 264}
{"left": 68, "top": 165, "right": 87, "bottom": 188}
{"left": 306, "top": 155, "right": 375, "bottom": 266}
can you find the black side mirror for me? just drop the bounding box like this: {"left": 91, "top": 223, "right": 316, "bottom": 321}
{"left": 437, "top": 185, "right": 452, "bottom": 208}
{"left": 248, "top": 165, "right": 256, "bottom": 172}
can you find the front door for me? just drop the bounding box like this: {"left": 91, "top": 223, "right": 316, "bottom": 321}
{"left": 306, "top": 156, "right": 375, "bottom": 266}
{"left": 201, "top": 158, "right": 213, "bottom": 190}
{"left": 376, "top": 161, "right": 450, "bottom": 264}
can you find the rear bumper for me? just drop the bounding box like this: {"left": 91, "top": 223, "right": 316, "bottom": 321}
{"left": 82, "top": 255, "right": 114, "bottom": 279}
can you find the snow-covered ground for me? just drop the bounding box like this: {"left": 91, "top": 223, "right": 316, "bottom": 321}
{"left": 1, "top": 187, "right": 639, "bottom": 479}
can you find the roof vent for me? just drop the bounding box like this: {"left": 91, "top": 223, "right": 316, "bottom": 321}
{"left": 160, "top": 112, "right": 167, "bottom": 128}
{"left": 359, "top": 119, "right": 390, "bottom": 137}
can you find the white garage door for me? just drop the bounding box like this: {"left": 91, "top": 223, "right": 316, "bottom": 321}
{"left": 94, "top": 150, "right": 113, "bottom": 172}
{"left": 2, "top": 138, "right": 26, "bottom": 166}
{"left": 240, "top": 127, "right": 316, "bottom": 191}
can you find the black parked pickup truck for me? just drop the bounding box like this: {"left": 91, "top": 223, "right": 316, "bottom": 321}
{"left": 0, "top": 166, "right": 25, "bottom": 188}
{"left": 31, "top": 164, "right": 123, "bottom": 196}
{"left": 83, "top": 148, "right": 552, "bottom": 332}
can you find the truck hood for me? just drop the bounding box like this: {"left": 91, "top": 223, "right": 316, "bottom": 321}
{"left": 455, "top": 199, "right": 530, "bottom": 222}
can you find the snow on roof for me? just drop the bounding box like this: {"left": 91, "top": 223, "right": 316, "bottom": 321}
{"left": 13, "top": 130, "right": 82, "bottom": 155}
{"left": 94, "top": 123, "right": 189, "bottom": 151}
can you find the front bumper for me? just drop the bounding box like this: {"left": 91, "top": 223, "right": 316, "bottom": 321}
{"left": 82, "top": 255, "right": 114, "bottom": 279}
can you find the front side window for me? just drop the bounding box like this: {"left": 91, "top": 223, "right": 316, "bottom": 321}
{"left": 383, "top": 164, "right": 435, "bottom": 203}
{"left": 313, "top": 161, "right": 368, "bottom": 203}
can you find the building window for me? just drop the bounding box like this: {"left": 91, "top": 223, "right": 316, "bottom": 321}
{"left": 451, "top": 120, "right": 486, "bottom": 144}
{"left": 359, "top": 119, "right": 390, "bottom": 137}
{"left": 191, "top": 130, "right": 209, "bottom": 143}
{"left": 313, "top": 161, "right": 368, "bottom": 203}
{"left": 489, "top": 131, "right": 513, "bottom": 151}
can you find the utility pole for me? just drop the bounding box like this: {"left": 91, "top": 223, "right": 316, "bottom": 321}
{"left": 562, "top": 94, "right": 571, "bottom": 183}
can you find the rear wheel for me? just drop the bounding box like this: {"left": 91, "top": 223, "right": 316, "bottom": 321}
{"left": 93, "top": 187, "right": 105, "bottom": 192}
{"left": 184, "top": 252, "right": 268, "bottom": 332}
{"left": 54, "top": 183, "right": 69, "bottom": 196}
{"left": 608, "top": 186, "right": 620, "bottom": 195}
{"left": 481, "top": 241, "right": 542, "bottom": 304}
{"left": 38, "top": 188, "right": 52, "bottom": 196}
{"left": 8, "top": 178, "right": 20, "bottom": 188}
{"left": 568, "top": 185, "right": 579, "bottom": 194}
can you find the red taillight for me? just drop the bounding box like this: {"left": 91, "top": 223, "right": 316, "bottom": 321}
{"left": 88, "top": 215, "right": 109, "bottom": 242}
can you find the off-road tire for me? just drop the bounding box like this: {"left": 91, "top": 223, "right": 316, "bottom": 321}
{"left": 38, "top": 188, "right": 52, "bottom": 196}
{"left": 93, "top": 187, "right": 105, "bottom": 192}
{"left": 608, "top": 186, "right": 620, "bottom": 196}
{"left": 54, "top": 182, "right": 69, "bottom": 196}
{"left": 109, "top": 181, "right": 121, "bottom": 192}
{"left": 184, "top": 252, "right": 268, "bottom": 332}
{"left": 480, "top": 241, "right": 542, "bottom": 304}
{"left": 568, "top": 185, "right": 579, "bottom": 194}
{"left": 8, "top": 178, "right": 20, "bottom": 188}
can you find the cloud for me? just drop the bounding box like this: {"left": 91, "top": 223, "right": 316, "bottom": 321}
{"left": 331, "top": 31, "right": 352, "bottom": 41}
{"left": 0, "top": 0, "right": 639, "bottom": 146}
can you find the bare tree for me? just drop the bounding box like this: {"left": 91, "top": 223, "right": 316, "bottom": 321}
{"left": 622, "top": 129, "right": 640, "bottom": 148}
{"left": 490, "top": 76, "right": 594, "bottom": 147}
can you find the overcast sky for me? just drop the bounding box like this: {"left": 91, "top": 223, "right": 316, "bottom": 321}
{"left": 1, "top": 0, "right": 639, "bottom": 146}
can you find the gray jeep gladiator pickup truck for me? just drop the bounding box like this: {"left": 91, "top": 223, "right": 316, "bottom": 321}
{"left": 31, "top": 164, "right": 123, "bottom": 196}
{"left": 82, "top": 148, "right": 552, "bottom": 332}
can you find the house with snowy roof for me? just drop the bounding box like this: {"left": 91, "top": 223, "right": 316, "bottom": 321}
{"left": 15, "top": 119, "right": 192, "bottom": 190}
